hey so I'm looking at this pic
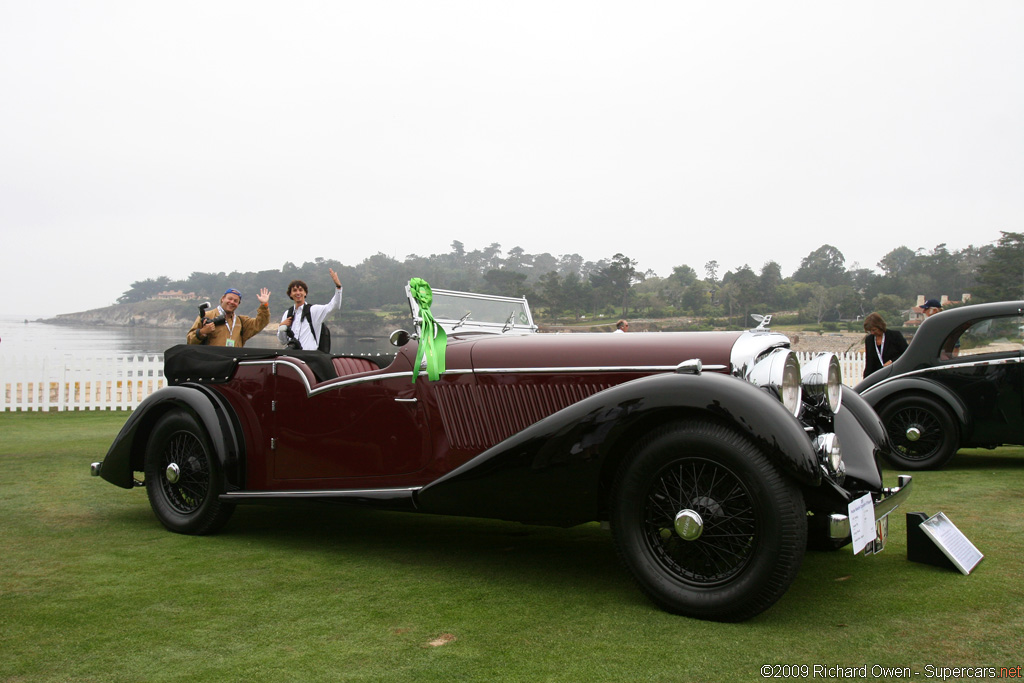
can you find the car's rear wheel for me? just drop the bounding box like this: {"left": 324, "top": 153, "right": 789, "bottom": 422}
{"left": 144, "top": 410, "right": 234, "bottom": 534}
{"left": 878, "top": 395, "right": 958, "bottom": 470}
{"left": 610, "top": 419, "right": 806, "bottom": 622}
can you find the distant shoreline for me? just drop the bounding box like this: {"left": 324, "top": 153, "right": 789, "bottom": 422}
{"left": 15, "top": 300, "right": 877, "bottom": 357}
{"left": 39, "top": 315, "right": 285, "bottom": 335}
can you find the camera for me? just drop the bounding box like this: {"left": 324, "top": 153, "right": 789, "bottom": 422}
{"left": 197, "top": 302, "right": 227, "bottom": 327}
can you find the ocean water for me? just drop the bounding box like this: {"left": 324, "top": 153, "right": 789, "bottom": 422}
{"left": 0, "top": 315, "right": 391, "bottom": 358}
{"left": 0, "top": 315, "right": 274, "bottom": 356}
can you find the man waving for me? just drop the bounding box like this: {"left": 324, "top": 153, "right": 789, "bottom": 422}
{"left": 277, "top": 268, "right": 342, "bottom": 351}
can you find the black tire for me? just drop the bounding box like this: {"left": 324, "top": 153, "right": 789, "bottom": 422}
{"left": 144, "top": 410, "right": 234, "bottom": 535}
{"left": 610, "top": 420, "right": 806, "bottom": 622}
{"left": 878, "top": 395, "right": 958, "bottom": 470}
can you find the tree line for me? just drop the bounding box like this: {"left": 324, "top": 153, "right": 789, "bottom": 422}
{"left": 118, "top": 232, "right": 1024, "bottom": 328}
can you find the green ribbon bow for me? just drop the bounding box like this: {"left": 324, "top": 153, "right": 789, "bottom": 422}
{"left": 409, "top": 278, "right": 447, "bottom": 383}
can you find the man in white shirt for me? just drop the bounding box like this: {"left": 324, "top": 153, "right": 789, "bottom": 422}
{"left": 277, "top": 268, "right": 343, "bottom": 351}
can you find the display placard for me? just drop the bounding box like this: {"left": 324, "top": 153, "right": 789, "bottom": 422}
{"left": 917, "top": 512, "right": 984, "bottom": 575}
{"left": 848, "top": 493, "right": 875, "bottom": 555}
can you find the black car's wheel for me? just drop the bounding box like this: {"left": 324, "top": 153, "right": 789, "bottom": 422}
{"left": 610, "top": 420, "right": 806, "bottom": 622}
{"left": 144, "top": 410, "right": 234, "bottom": 535}
{"left": 878, "top": 395, "right": 958, "bottom": 470}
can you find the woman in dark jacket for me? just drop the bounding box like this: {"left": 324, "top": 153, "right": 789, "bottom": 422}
{"left": 863, "top": 312, "right": 908, "bottom": 377}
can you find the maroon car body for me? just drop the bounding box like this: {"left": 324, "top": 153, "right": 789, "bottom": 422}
{"left": 93, "top": 290, "right": 911, "bottom": 621}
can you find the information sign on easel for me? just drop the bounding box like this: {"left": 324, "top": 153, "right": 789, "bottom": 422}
{"left": 906, "top": 511, "right": 984, "bottom": 575}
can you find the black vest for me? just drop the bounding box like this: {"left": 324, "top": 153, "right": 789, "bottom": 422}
{"left": 286, "top": 304, "right": 331, "bottom": 353}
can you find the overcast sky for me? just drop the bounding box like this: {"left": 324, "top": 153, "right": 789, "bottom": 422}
{"left": 2, "top": 2, "right": 1022, "bottom": 318}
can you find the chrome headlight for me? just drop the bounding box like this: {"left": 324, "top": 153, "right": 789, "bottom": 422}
{"left": 813, "top": 433, "right": 845, "bottom": 483}
{"left": 745, "top": 348, "right": 802, "bottom": 417}
{"left": 801, "top": 352, "right": 843, "bottom": 414}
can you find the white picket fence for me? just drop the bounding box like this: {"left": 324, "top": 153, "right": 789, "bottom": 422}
{"left": 797, "top": 351, "right": 866, "bottom": 388}
{"left": 0, "top": 354, "right": 165, "bottom": 412}
{"left": 1, "top": 349, "right": 868, "bottom": 413}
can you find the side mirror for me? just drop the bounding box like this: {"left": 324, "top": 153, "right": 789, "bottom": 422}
{"left": 390, "top": 329, "right": 411, "bottom": 348}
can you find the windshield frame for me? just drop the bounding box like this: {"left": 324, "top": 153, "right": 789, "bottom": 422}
{"left": 405, "top": 287, "right": 538, "bottom": 335}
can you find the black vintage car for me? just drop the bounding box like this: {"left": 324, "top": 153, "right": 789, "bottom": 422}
{"left": 856, "top": 300, "right": 1024, "bottom": 470}
{"left": 93, "top": 286, "right": 912, "bottom": 622}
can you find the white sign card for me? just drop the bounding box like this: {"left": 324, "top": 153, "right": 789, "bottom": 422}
{"left": 919, "top": 512, "right": 984, "bottom": 575}
{"left": 848, "top": 493, "right": 875, "bottom": 555}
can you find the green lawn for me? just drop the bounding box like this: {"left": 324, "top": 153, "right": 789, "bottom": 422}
{"left": 1, "top": 411, "right": 1021, "bottom": 682}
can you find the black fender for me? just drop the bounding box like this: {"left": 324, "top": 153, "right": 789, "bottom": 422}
{"left": 857, "top": 376, "right": 970, "bottom": 432}
{"left": 414, "top": 371, "right": 821, "bottom": 526}
{"left": 98, "top": 385, "right": 244, "bottom": 490}
{"left": 833, "top": 387, "right": 885, "bottom": 490}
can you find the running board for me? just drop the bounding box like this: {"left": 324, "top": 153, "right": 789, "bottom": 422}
{"left": 220, "top": 487, "right": 420, "bottom": 511}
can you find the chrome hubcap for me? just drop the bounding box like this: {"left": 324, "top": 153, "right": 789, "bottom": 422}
{"left": 674, "top": 509, "right": 704, "bottom": 541}
{"left": 905, "top": 426, "right": 922, "bottom": 442}
{"left": 165, "top": 462, "right": 181, "bottom": 484}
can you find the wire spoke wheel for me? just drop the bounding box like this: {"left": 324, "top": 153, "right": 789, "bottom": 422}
{"left": 145, "top": 410, "right": 234, "bottom": 534}
{"left": 643, "top": 458, "right": 755, "bottom": 585}
{"left": 158, "top": 431, "right": 212, "bottom": 514}
{"left": 879, "top": 395, "right": 958, "bottom": 470}
{"left": 887, "top": 406, "right": 944, "bottom": 460}
{"left": 611, "top": 420, "right": 805, "bottom": 622}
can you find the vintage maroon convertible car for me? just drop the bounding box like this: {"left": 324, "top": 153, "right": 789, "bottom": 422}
{"left": 93, "top": 286, "right": 911, "bottom": 622}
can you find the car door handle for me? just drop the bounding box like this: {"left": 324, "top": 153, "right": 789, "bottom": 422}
{"left": 394, "top": 398, "right": 418, "bottom": 403}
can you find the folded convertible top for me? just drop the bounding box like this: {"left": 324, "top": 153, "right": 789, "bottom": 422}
{"left": 163, "top": 345, "right": 339, "bottom": 384}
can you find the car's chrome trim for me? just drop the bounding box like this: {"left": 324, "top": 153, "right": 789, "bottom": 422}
{"left": 239, "top": 359, "right": 731, "bottom": 398}
{"left": 860, "top": 356, "right": 1022, "bottom": 395}
{"left": 238, "top": 361, "right": 414, "bottom": 395}
{"left": 730, "top": 330, "right": 792, "bottom": 379}
{"left": 676, "top": 359, "right": 703, "bottom": 375}
{"left": 828, "top": 474, "right": 913, "bottom": 540}
{"left": 802, "top": 353, "right": 842, "bottom": 414}
{"left": 308, "top": 371, "right": 420, "bottom": 395}
{"left": 222, "top": 487, "right": 421, "bottom": 500}
{"left": 472, "top": 365, "right": 729, "bottom": 374}
{"left": 743, "top": 348, "right": 802, "bottom": 417}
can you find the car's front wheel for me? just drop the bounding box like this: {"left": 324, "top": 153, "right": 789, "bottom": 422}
{"left": 878, "top": 395, "right": 958, "bottom": 470}
{"left": 144, "top": 410, "right": 234, "bottom": 534}
{"left": 610, "top": 419, "right": 807, "bottom": 622}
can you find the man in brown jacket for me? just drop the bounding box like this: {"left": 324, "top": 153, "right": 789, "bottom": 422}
{"left": 187, "top": 287, "right": 271, "bottom": 347}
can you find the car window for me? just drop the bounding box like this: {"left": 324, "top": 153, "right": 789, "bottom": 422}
{"left": 943, "top": 315, "right": 1024, "bottom": 360}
